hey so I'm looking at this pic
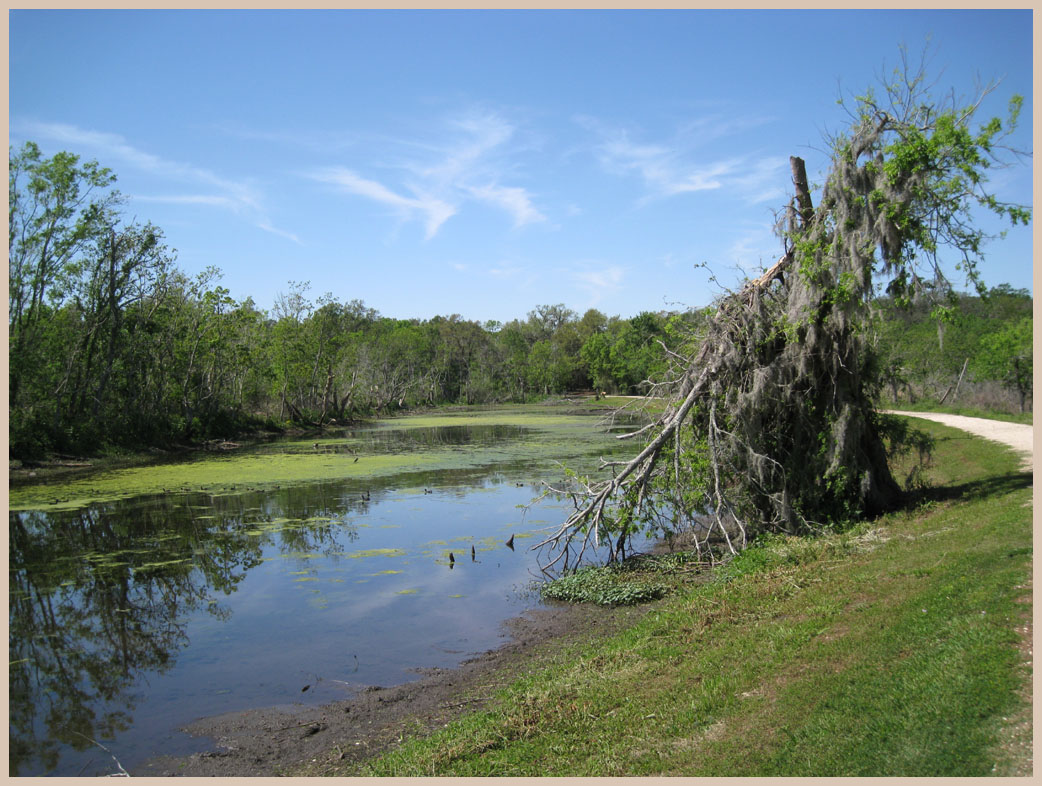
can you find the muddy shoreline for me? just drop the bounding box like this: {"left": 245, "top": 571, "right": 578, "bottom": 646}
{"left": 136, "top": 599, "right": 654, "bottom": 776}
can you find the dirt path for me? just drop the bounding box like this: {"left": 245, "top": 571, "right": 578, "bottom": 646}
{"left": 886, "top": 411, "right": 1033, "bottom": 470}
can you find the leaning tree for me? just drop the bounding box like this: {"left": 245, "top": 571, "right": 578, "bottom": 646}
{"left": 536, "top": 55, "right": 1030, "bottom": 570}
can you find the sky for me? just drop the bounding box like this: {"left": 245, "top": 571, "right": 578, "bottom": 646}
{"left": 9, "top": 9, "right": 1034, "bottom": 323}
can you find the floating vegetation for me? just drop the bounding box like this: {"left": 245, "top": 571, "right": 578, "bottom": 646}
{"left": 345, "top": 548, "right": 406, "bottom": 559}
{"left": 540, "top": 567, "right": 668, "bottom": 606}
{"left": 9, "top": 406, "right": 638, "bottom": 512}
{"left": 395, "top": 588, "right": 419, "bottom": 595}
{"left": 134, "top": 558, "right": 192, "bottom": 571}
{"left": 540, "top": 552, "right": 703, "bottom": 606}
{"left": 475, "top": 535, "right": 502, "bottom": 551}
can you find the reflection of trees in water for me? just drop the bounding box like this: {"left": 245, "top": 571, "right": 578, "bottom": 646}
{"left": 293, "top": 424, "right": 529, "bottom": 455}
{"left": 7, "top": 485, "right": 361, "bottom": 776}
{"left": 256, "top": 482, "right": 364, "bottom": 556}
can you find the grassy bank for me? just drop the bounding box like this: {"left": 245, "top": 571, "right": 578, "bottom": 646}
{"left": 302, "top": 417, "right": 1032, "bottom": 777}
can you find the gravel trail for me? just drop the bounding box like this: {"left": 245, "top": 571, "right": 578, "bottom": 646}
{"left": 886, "top": 411, "right": 1033, "bottom": 470}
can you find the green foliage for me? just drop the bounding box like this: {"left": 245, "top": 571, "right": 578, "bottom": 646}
{"left": 973, "top": 317, "right": 1032, "bottom": 410}
{"left": 874, "top": 285, "right": 1032, "bottom": 412}
{"left": 540, "top": 566, "right": 668, "bottom": 606}
{"left": 540, "top": 552, "right": 701, "bottom": 606}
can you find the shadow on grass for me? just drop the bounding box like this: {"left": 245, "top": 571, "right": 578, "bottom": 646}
{"left": 887, "top": 428, "right": 1033, "bottom": 513}
{"left": 904, "top": 469, "right": 1033, "bottom": 508}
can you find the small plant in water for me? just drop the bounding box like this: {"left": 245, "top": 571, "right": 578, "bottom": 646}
{"left": 539, "top": 551, "right": 702, "bottom": 606}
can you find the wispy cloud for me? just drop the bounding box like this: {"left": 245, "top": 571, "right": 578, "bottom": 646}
{"left": 309, "top": 167, "right": 457, "bottom": 240}
{"left": 133, "top": 194, "right": 243, "bottom": 210}
{"left": 597, "top": 132, "right": 736, "bottom": 199}
{"left": 466, "top": 183, "right": 544, "bottom": 228}
{"left": 578, "top": 114, "right": 786, "bottom": 206}
{"left": 211, "top": 122, "right": 358, "bottom": 155}
{"left": 674, "top": 112, "right": 776, "bottom": 147}
{"left": 415, "top": 110, "right": 514, "bottom": 183}
{"left": 309, "top": 107, "right": 544, "bottom": 239}
{"left": 256, "top": 222, "right": 302, "bottom": 244}
{"left": 730, "top": 156, "right": 791, "bottom": 204}
{"left": 11, "top": 119, "right": 301, "bottom": 243}
{"left": 488, "top": 263, "right": 525, "bottom": 279}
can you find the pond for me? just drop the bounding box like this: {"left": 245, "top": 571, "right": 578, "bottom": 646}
{"left": 8, "top": 405, "right": 648, "bottom": 776}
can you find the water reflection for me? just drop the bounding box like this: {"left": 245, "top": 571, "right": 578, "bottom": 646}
{"left": 8, "top": 414, "right": 639, "bottom": 776}
{"left": 272, "top": 423, "right": 529, "bottom": 456}
{"left": 8, "top": 485, "right": 369, "bottom": 774}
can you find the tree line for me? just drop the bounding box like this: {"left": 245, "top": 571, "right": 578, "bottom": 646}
{"left": 9, "top": 142, "right": 1029, "bottom": 462}
{"left": 9, "top": 142, "right": 705, "bottom": 459}
{"left": 874, "top": 284, "right": 1033, "bottom": 413}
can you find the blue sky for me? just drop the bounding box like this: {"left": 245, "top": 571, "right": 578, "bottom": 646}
{"left": 9, "top": 9, "right": 1033, "bottom": 322}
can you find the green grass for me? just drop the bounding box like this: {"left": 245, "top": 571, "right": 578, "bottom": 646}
{"left": 302, "top": 419, "right": 1032, "bottom": 776}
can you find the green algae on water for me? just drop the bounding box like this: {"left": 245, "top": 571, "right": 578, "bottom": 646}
{"left": 345, "top": 548, "right": 406, "bottom": 559}
{"left": 8, "top": 405, "right": 638, "bottom": 513}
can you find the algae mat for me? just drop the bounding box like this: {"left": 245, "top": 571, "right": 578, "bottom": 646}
{"left": 8, "top": 408, "right": 635, "bottom": 512}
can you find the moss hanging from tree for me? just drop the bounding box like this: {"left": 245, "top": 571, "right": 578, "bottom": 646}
{"left": 538, "top": 51, "right": 1030, "bottom": 568}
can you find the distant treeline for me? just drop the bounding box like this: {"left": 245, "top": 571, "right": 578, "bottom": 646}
{"left": 8, "top": 142, "right": 1031, "bottom": 460}
{"left": 9, "top": 261, "right": 694, "bottom": 458}
{"left": 874, "top": 284, "right": 1033, "bottom": 413}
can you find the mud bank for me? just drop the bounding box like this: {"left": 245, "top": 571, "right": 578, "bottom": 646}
{"left": 136, "top": 599, "right": 652, "bottom": 776}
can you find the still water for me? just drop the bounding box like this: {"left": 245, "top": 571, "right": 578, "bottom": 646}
{"left": 9, "top": 407, "right": 645, "bottom": 776}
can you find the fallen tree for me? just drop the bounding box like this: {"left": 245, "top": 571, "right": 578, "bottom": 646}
{"left": 537, "top": 53, "right": 1030, "bottom": 570}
